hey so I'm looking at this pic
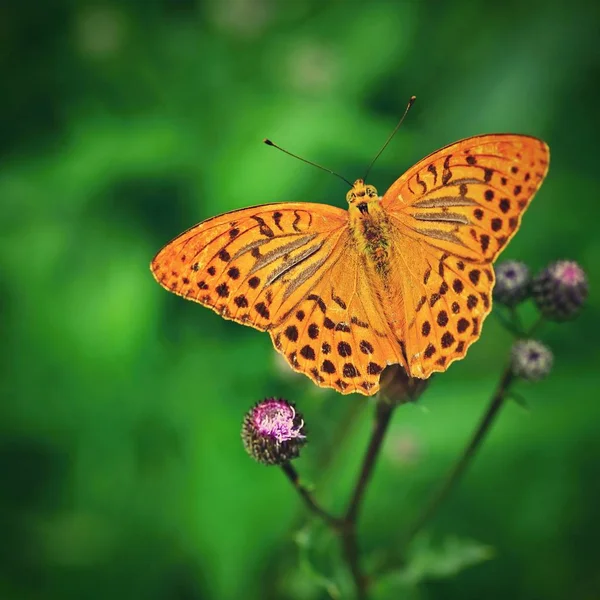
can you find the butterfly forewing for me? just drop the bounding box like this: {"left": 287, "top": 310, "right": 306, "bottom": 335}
{"left": 381, "top": 134, "right": 549, "bottom": 378}
{"left": 151, "top": 203, "right": 348, "bottom": 331}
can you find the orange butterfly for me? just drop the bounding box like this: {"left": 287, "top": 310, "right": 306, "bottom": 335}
{"left": 151, "top": 133, "right": 549, "bottom": 396}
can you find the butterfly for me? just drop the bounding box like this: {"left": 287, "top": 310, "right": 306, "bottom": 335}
{"left": 151, "top": 134, "right": 549, "bottom": 396}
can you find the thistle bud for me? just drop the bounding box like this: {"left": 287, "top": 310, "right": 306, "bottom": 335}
{"left": 511, "top": 340, "right": 553, "bottom": 381}
{"left": 532, "top": 260, "right": 588, "bottom": 321}
{"left": 493, "top": 260, "right": 531, "bottom": 307}
{"left": 242, "top": 398, "right": 306, "bottom": 466}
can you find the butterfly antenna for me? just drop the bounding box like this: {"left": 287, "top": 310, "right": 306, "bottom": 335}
{"left": 263, "top": 139, "right": 354, "bottom": 188}
{"left": 363, "top": 95, "right": 417, "bottom": 182}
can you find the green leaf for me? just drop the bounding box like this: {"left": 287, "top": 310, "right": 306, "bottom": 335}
{"left": 290, "top": 525, "right": 342, "bottom": 599}
{"left": 507, "top": 390, "right": 532, "bottom": 412}
{"left": 378, "top": 535, "right": 494, "bottom": 589}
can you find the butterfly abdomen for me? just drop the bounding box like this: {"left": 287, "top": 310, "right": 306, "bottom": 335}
{"left": 349, "top": 204, "right": 393, "bottom": 279}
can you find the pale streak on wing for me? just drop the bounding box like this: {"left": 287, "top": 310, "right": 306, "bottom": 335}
{"left": 231, "top": 236, "right": 272, "bottom": 261}
{"left": 254, "top": 227, "right": 350, "bottom": 327}
{"left": 411, "top": 227, "right": 467, "bottom": 246}
{"left": 249, "top": 233, "right": 318, "bottom": 274}
{"left": 262, "top": 241, "right": 324, "bottom": 286}
{"left": 412, "top": 212, "right": 470, "bottom": 224}
{"left": 281, "top": 252, "right": 333, "bottom": 302}
{"left": 412, "top": 196, "right": 478, "bottom": 208}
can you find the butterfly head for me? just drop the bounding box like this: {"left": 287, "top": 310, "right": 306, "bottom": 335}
{"left": 347, "top": 179, "right": 379, "bottom": 213}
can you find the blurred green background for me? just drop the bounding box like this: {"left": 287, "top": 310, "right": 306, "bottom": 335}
{"left": 1, "top": 0, "right": 599, "bottom": 598}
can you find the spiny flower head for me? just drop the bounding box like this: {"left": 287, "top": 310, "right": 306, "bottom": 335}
{"left": 532, "top": 260, "right": 588, "bottom": 321}
{"left": 242, "top": 398, "right": 306, "bottom": 465}
{"left": 494, "top": 260, "right": 531, "bottom": 307}
{"left": 511, "top": 339, "right": 553, "bottom": 381}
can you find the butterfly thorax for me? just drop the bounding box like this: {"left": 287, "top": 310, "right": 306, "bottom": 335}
{"left": 347, "top": 179, "right": 392, "bottom": 278}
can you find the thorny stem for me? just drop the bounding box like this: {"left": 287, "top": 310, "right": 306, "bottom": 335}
{"left": 402, "top": 364, "right": 515, "bottom": 547}
{"left": 390, "top": 311, "right": 543, "bottom": 563}
{"left": 511, "top": 306, "right": 545, "bottom": 339}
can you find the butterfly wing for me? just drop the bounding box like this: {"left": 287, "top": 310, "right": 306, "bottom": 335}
{"left": 151, "top": 202, "right": 403, "bottom": 395}
{"left": 380, "top": 134, "right": 549, "bottom": 378}
{"left": 151, "top": 203, "right": 348, "bottom": 330}
{"left": 269, "top": 241, "right": 406, "bottom": 395}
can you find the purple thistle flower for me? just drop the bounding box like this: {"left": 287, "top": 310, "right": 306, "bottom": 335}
{"left": 242, "top": 398, "right": 307, "bottom": 465}
{"left": 532, "top": 260, "right": 588, "bottom": 321}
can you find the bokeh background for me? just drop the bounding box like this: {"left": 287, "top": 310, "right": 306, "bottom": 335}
{"left": 2, "top": 0, "right": 599, "bottom": 598}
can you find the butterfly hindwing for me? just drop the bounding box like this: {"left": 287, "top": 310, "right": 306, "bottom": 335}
{"left": 270, "top": 244, "right": 405, "bottom": 395}
{"left": 383, "top": 238, "right": 496, "bottom": 378}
